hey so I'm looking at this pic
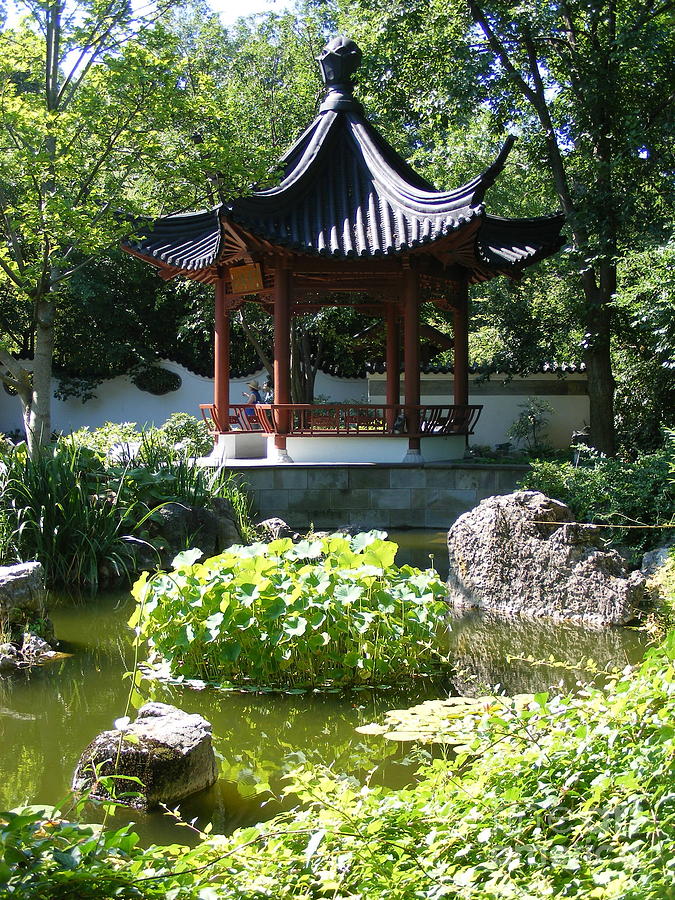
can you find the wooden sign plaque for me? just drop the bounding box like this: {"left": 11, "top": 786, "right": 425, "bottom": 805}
{"left": 230, "top": 263, "right": 263, "bottom": 293}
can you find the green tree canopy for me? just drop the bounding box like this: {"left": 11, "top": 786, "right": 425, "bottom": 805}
{"left": 324, "top": 0, "right": 675, "bottom": 452}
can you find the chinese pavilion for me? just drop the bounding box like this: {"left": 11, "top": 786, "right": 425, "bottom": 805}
{"left": 123, "top": 36, "right": 564, "bottom": 464}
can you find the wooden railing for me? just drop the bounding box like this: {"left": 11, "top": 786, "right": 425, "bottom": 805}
{"left": 201, "top": 403, "right": 482, "bottom": 437}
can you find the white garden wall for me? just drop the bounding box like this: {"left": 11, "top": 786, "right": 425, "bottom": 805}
{"left": 367, "top": 372, "right": 589, "bottom": 450}
{"left": 0, "top": 361, "right": 588, "bottom": 451}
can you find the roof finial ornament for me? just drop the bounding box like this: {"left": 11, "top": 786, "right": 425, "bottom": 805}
{"left": 318, "top": 36, "right": 363, "bottom": 112}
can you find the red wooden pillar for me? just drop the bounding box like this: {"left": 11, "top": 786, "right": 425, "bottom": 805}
{"left": 213, "top": 272, "right": 230, "bottom": 433}
{"left": 385, "top": 302, "right": 400, "bottom": 429}
{"left": 403, "top": 267, "right": 421, "bottom": 454}
{"left": 273, "top": 261, "right": 292, "bottom": 458}
{"left": 453, "top": 281, "right": 469, "bottom": 407}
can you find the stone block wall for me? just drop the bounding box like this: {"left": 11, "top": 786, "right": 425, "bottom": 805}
{"left": 228, "top": 462, "right": 529, "bottom": 530}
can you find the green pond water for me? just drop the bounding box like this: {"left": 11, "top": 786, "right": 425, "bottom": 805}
{"left": 0, "top": 537, "right": 652, "bottom": 846}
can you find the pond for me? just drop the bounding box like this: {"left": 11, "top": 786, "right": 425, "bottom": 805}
{"left": 0, "top": 551, "right": 652, "bottom": 846}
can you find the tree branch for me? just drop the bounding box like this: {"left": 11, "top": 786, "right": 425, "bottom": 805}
{"left": 237, "top": 308, "right": 273, "bottom": 375}
{"left": 467, "top": 1, "right": 539, "bottom": 107}
{"left": 0, "top": 255, "right": 25, "bottom": 291}
{"left": 0, "top": 347, "right": 27, "bottom": 383}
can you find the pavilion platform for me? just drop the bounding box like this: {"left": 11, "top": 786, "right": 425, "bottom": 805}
{"left": 200, "top": 402, "right": 481, "bottom": 465}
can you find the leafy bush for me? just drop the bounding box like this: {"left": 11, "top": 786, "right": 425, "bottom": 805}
{"left": 156, "top": 412, "right": 212, "bottom": 457}
{"left": 507, "top": 397, "right": 554, "bottom": 453}
{"left": 68, "top": 421, "right": 142, "bottom": 456}
{"left": 7, "top": 633, "right": 675, "bottom": 898}
{"left": 70, "top": 413, "right": 212, "bottom": 459}
{"left": 133, "top": 532, "right": 449, "bottom": 688}
{"left": 0, "top": 436, "right": 254, "bottom": 588}
{"left": 521, "top": 445, "right": 675, "bottom": 560}
{"left": 0, "top": 806, "right": 161, "bottom": 900}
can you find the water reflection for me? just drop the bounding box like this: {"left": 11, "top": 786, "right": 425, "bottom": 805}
{"left": 0, "top": 593, "right": 432, "bottom": 843}
{"left": 447, "top": 609, "right": 647, "bottom": 696}
{"left": 389, "top": 529, "right": 449, "bottom": 578}
{"left": 0, "top": 589, "right": 652, "bottom": 845}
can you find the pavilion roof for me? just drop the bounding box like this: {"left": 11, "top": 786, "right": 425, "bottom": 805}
{"left": 123, "top": 37, "right": 564, "bottom": 283}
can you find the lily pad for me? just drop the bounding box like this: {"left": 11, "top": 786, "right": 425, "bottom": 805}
{"left": 355, "top": 723, "right": 389, "bottom": 735}
{"left": 357, "top": 692, "right": 537, "bottom": 747}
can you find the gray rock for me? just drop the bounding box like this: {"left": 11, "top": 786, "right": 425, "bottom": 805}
{"left": 0, "top": 642, "right": 21, "bottom": 673}
{"left": 0, "top": 562, "right": 47, "bottom": 625}
{"left": 154, "top": 502, "right": 241, "bottom": 565}
{"left": 210, "top": 497, "right": 242, "bottom": 549}
{"left": 257, "top": 517, "right": 295, "bottom": 541}
{"left": 21, "top": 632, "right": 54, "bottom": 661}
{"left": 72, "top": 702, "right": 219, "bottom": 809}
{"left": 642, "top": 545, "right": 674, "bottom": 578}
{"left": 0, "top": 655, "right": 20, "bottom": 673}
{"left": 446, "top": 491, "right": 644, "bottom": 626}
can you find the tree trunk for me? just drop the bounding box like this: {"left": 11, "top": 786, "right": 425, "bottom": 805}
{"left": 469, "top": 5, "right": 619, "bottom": 455}
{"left": 583, "top": 274, "right": 616, "bottom": 456}
{"left": 25, "top": 297, "right": 55, "bottom": 453}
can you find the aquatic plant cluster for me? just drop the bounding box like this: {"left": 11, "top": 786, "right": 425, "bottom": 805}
{"left": 132, "top": 533, "right": 450, "bottom": 688}
{"left": 4, "top": 631, "right": 675, "bottom": 898}
{"left": 0, "top": 416, "right": 254, "bottom": 588}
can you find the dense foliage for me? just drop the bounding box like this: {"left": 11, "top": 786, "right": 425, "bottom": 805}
{"left": 5, "top": 629, "right": 675, "bottom": 898}
{"left": 521, "top": 445, "right": 675, "bottom": 561}
{"left": 0, "top": 0, "right": 204, "bottom": 453}
{"left": 0, "top": 417, "right": 253, "bottom": 588}
{"left": 2, "top": 0, "right": 672, "bottom": 450}
{"left": 68, "top": 413, "right": 213, "bottom": 459}
{"left": 133, "top": 532, "right": 449, "bottom": 688}
{"left": 329, "top": 0, "right": 675, "bottom": 455}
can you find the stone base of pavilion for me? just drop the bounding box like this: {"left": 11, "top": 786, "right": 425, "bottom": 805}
{"left": 201, "top": 433, "right": 466, "bottom": 465}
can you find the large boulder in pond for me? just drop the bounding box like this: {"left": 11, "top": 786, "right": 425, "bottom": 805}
{"left": 153, "top": 501, "right": 241, "bottom": 566}
{"left": 446, "top": 491, "right": 644, "bottom": 626}
{"left": 72, "top": 702, "right": 218, "bottom": 809}
{"left": 0, "top": 562, "right": 47, "bottom": 626}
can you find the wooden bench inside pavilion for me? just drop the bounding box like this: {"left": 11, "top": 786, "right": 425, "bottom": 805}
{"left": 123, "top": 36, "right": 564, "bottom": 464}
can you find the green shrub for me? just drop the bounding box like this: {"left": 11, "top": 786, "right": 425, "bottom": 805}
{"left": 132, "top": 532, "right": 450, "bottom": 688}
{"left": 0, "top": 806, "right": 162, "bottom": 900}
{"left": 156, "top": 412, "right": 212, "bottom": 457}
{"left": 8, "top": 633, "right": 675, "bottom": 898}
{"left": 69, "top": 414, "right": 212, "bottom": 460}
{"left": 68, "top": 421, "right": 142, "bottom": 456}
{"left": 0, "top": 443, "right": 140, "bottom": 587}
{"left": 521, "top": 446, "right": 675, "bottom": 560}
{"left": 0, "top": 435, "right": 254, "bottom": 588}
{"left": 507, "top": 397, "right": 554, "bottom": 453}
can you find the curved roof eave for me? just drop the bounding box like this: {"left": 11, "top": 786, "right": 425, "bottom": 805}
{"left": 122, "top": 206, "right": 223, "bottom": 272}
{"left": 475, "top": 212, "right": 566, "bottom": 271}
{"left": 120, "top": 37, "right": 565, "bottom": 274}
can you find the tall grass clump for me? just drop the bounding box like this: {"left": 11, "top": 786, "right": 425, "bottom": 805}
{"left": 133, "top": 532, "right": 449, "bottom": 688}
{"left": 1, "top": 442, "right": 140, "bottom": 587}
{"left": 0, "top": 422, "right": 256, "bottom": 588}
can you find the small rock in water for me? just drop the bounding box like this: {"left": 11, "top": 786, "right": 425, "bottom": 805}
{"left": 72, "top": 702, "right": 219, "bottom": 809}
{"left": 0, "top": 654, "right": 20, "bottom": 673}
{"left": 257, "top": 517, "right": 295, "bottom": 541}
{"left": 21, "top": 633, "right": 54, "bottom": 661}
